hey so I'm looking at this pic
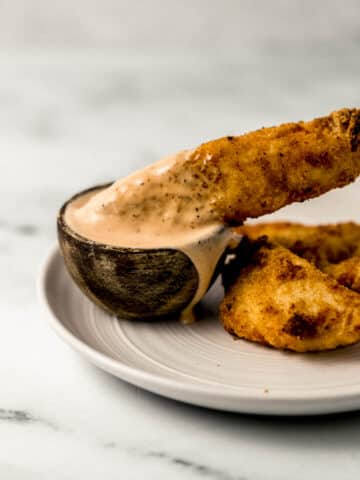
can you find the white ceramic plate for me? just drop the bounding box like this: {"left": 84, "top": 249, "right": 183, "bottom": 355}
{"left": 39, "top": 246, "right": 360, "bottom": 415}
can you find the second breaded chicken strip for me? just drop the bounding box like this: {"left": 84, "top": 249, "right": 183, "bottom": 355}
{"left": 220, "top": 238, "right": 360, "bottom": 352}
{"left": 236, "top": 222, "right": 360, "bottom": 292}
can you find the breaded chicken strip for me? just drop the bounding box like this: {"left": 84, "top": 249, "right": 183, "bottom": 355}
{"left": 236, "top": 222, "right": 360, "bottom": 262}
{"left": 189, "top": 108, "right": 360, "bottom": 224}
{"left": 324, "top": 258, "right": 360, "bottom": 294}
{"left": 236, "top": 222, "right": 360, "bottom": 292}
{"left": 220, "top": 238, "right": 360, "bottom": 352}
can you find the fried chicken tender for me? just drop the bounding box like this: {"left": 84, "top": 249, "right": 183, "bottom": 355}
{"left": 324, "top": 258, "right": 360, "bottom": 294}
{"left": 220, "top": 236, "right": 360, "bottom": 352}
{"left": 189, "top": 108, "right": 360, "bottom": 224}
{"left": 237, "top": 221, "right": 360, "bottom": 263}
{"left": 236, "top": 222, "right": 360, "bottom": 292}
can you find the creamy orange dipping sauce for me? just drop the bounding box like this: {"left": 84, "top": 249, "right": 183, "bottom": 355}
{"left": 65, "top": 150, "right": 236, "bottom": 322}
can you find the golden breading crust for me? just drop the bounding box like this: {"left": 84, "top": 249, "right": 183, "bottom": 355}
{"left": 188, "top": 108, "right": 360, "bottom": 224}
{"left": 324, "top": 258, "right": 360, "bottom": 293}
{"left": 235, "top": 222, "right": 360, "bottom": 291}
{"left": 220, "top": 223, "right": 360, "bottom": 352}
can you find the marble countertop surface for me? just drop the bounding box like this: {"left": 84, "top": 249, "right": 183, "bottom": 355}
{"left": 1, "top": 47, "right": 360, "bottom": 479}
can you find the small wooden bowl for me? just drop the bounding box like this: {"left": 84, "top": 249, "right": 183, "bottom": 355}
{"left": 57, "top": 185, "right": 227, "bottom": 320}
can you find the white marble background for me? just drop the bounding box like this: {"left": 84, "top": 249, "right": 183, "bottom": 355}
{"left": 1, "top": 1, "right": 360, "bottom": 479}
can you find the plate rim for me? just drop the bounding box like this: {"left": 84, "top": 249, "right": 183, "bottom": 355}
{"left": 37, "top": 245, "right": 360, "bottom": 414}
